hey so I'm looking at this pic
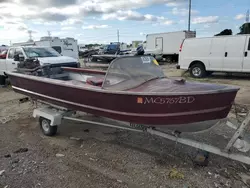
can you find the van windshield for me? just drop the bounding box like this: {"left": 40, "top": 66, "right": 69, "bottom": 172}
{"left": 23, "top": 47, "right": 61, "bottom": 58}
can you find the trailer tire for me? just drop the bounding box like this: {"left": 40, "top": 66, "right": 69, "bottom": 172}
{"left": 189, "top": 63, "right": 207, "bottom": 78}
{"left": 39, "top": 117, "right": 57, "bottom": 136}
{"left": 193, "top": 150, "right": 209, "bottom": 166}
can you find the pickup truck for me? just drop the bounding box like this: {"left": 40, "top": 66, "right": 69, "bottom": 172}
{"left": 0, "top": 46, "right": 80, "bottom": 83}
{"left": 0, "top": 46, "right": 80, "bottom": 85}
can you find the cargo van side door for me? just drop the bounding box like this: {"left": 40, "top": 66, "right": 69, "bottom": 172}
{"left": 223, "top": 36, "right": 246, "bottom": 72}
{"left": 208, "top": 38, "right": 227, "bottom": 70}
{"left": 242, "top": 36, "right": 250, "bottom": 72}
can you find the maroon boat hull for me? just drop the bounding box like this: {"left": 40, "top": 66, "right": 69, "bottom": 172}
{"left": 8, "top": 73, "right": 238, "bottom": 129}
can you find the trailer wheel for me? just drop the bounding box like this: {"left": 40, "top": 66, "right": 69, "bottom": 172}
{"left": 193, "top": 150, "right": 209, "bottom": 166}
{"left": 39, "top": 117, "right": 57, "bottom": 136}
{"left": 190, "top": 63, "right": 207, "bottom": 78}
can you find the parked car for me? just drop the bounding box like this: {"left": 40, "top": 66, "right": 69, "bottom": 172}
{"left": 177, "top": 34, "right": 250, "bottom": 78}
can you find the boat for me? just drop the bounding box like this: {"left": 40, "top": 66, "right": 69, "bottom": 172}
{"left": 7, "top": 55, "right": 240, "bottom": 132}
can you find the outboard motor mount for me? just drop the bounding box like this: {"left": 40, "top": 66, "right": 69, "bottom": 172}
{"left": 135, "top": 45, "right": 145, "bottom": 56}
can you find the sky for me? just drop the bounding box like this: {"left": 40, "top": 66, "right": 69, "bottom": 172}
{"left": 0, "top": 0, "right": 249, "bottom": 45}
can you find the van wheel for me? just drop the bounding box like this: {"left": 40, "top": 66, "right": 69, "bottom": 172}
{"left": 190, "top": 63, "right": 206, "bottom": 78}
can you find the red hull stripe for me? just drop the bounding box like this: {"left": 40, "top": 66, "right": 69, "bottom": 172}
{"left": 12, "top": 86, "right": 230, "bottom": 118}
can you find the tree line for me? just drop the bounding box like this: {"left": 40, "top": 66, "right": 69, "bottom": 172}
{"left": 215, "top": 23, "right": 250, "bottom": 36}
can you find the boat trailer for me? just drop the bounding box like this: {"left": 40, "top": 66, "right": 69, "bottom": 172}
{"left": 32, "top": 101, "right": 250, "bottom": 166}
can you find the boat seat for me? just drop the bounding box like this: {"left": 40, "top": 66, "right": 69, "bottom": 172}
{"left": 86, "top": 76, "right": 104, "bottom": 87}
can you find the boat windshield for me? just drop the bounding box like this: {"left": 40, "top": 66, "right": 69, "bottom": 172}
{"left": 102, "top": 56, "right": 166, "bottom": 90}
{"left": 23, "top": 47, "right": 61, "bottom": 58}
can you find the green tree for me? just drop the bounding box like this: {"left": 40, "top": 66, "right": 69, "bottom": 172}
{"left": 214, "top": 29, "right": 232, "bottom": 36}
{"left": 238, "top": 23, "right": 250, "bottom": 34}
{"left": 85, "top": 43, "right": 101, "bottom": 49}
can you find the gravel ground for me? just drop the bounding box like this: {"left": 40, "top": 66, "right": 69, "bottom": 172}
{"left": 1, "top": 64, "right": 250, "bottom": 188}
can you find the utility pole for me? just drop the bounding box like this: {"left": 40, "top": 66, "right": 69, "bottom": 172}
{"left": 27, "top": 30, "right": 33, "bottom": 42}
{"left": 188, "top": 0, "right": 192, "bottom": 31}
{"left": 246, "top": 9, "right": 249, "bottom": 23}
{"left": 117, "top": 29, "right": 120, "bottom": 43}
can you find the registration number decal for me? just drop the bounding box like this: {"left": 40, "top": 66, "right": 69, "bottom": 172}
{"left": 137, "top": 96, "right": 195, "bottom": 104}
{"left": 141, "top": 56, "right": 151, "bottom": 64}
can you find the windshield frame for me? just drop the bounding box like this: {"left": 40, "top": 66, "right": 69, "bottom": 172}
{"left": 0, "top": 50, "right": 7, "bottom": 55}
{"left": 101, "top": 56, "right": 166, "bottom": 90}
{"left": 23, "top": 47, "right": 61, "bottom": 58}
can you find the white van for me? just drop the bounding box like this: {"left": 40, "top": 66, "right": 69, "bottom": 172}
{"left": 177, "top": 34, "right": 250, "bottom": 78}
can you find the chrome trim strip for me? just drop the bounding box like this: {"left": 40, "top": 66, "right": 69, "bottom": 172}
{"left": 13, "top": 86, "right": 229, "bottom": 118}
{"left": 7, "top": 72, "right": 239, "bottom": 96}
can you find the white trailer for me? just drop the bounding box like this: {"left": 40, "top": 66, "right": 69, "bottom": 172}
{"left": 177, "top": 34, "right": 250, "bottom": 78}
{"left": 30, "top": 99, "right": 250, "bottom": 166}
{"left": 146, "top": 31, "right": 196, "bottom": 62}
{"left": 13, "top": 37, "right": 79, "bottom": 60}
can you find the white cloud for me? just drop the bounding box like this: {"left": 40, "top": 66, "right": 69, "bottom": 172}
{"left": 203, "top": 24, "right": 211, "bottom": 28}
{"left": 0, "top": 0, "right": 178, "bottom": 27}
{"left": 0, "top": 0, "right": 181, "bottom": 21}
{"left": 166, "top": 2, "right": 180, "bottom": 7}
{"left": 20, "top": 0, "right": 78, "bottom": 8}
{"left": 82, "top": 24, "right": 110, "bottom": 30}
{"left": 0, "top": 0, "right": 224, "bottom": 44}
{"left": 61, "top": 18, "right": 84, "bottom": 26}
{"left": 172, "top": 7, "right": 199, "bottom": 16}
{"left": 0, "top": 27, "right": 31, "bottom": 44}
{"left": 50, "top": 31, "right": 69, "bottom": 37}
{"left": 179, "top": 19, "right": 185, "bottom": 24}
{"left": 235, "top": 14, "right": 245, "bottom": 20}
{"left": 102, "top": 10, "right": 173, "bottom": 25}
{"left": 0, "top": 2, "right": 37, "bottom": 17}
{"left": 162, "top": 20, "right": 175, "bottom": 25}
{"left": 192, "top": 16, "right": 219, "bottom": 24}
{"left": 61, "top": 26, "right": 76, "bottom": 31}
{"left": 33, "top": 0, "right": 172, "bottom": 19}
{"left": 102, "top": 10, "right": 145, "bottom": 21}
{"left": 1, "top": 17, "right": 29, "bottom": 32}
{"left": 165, "top": 0, "right": 186, "bottom": 7}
